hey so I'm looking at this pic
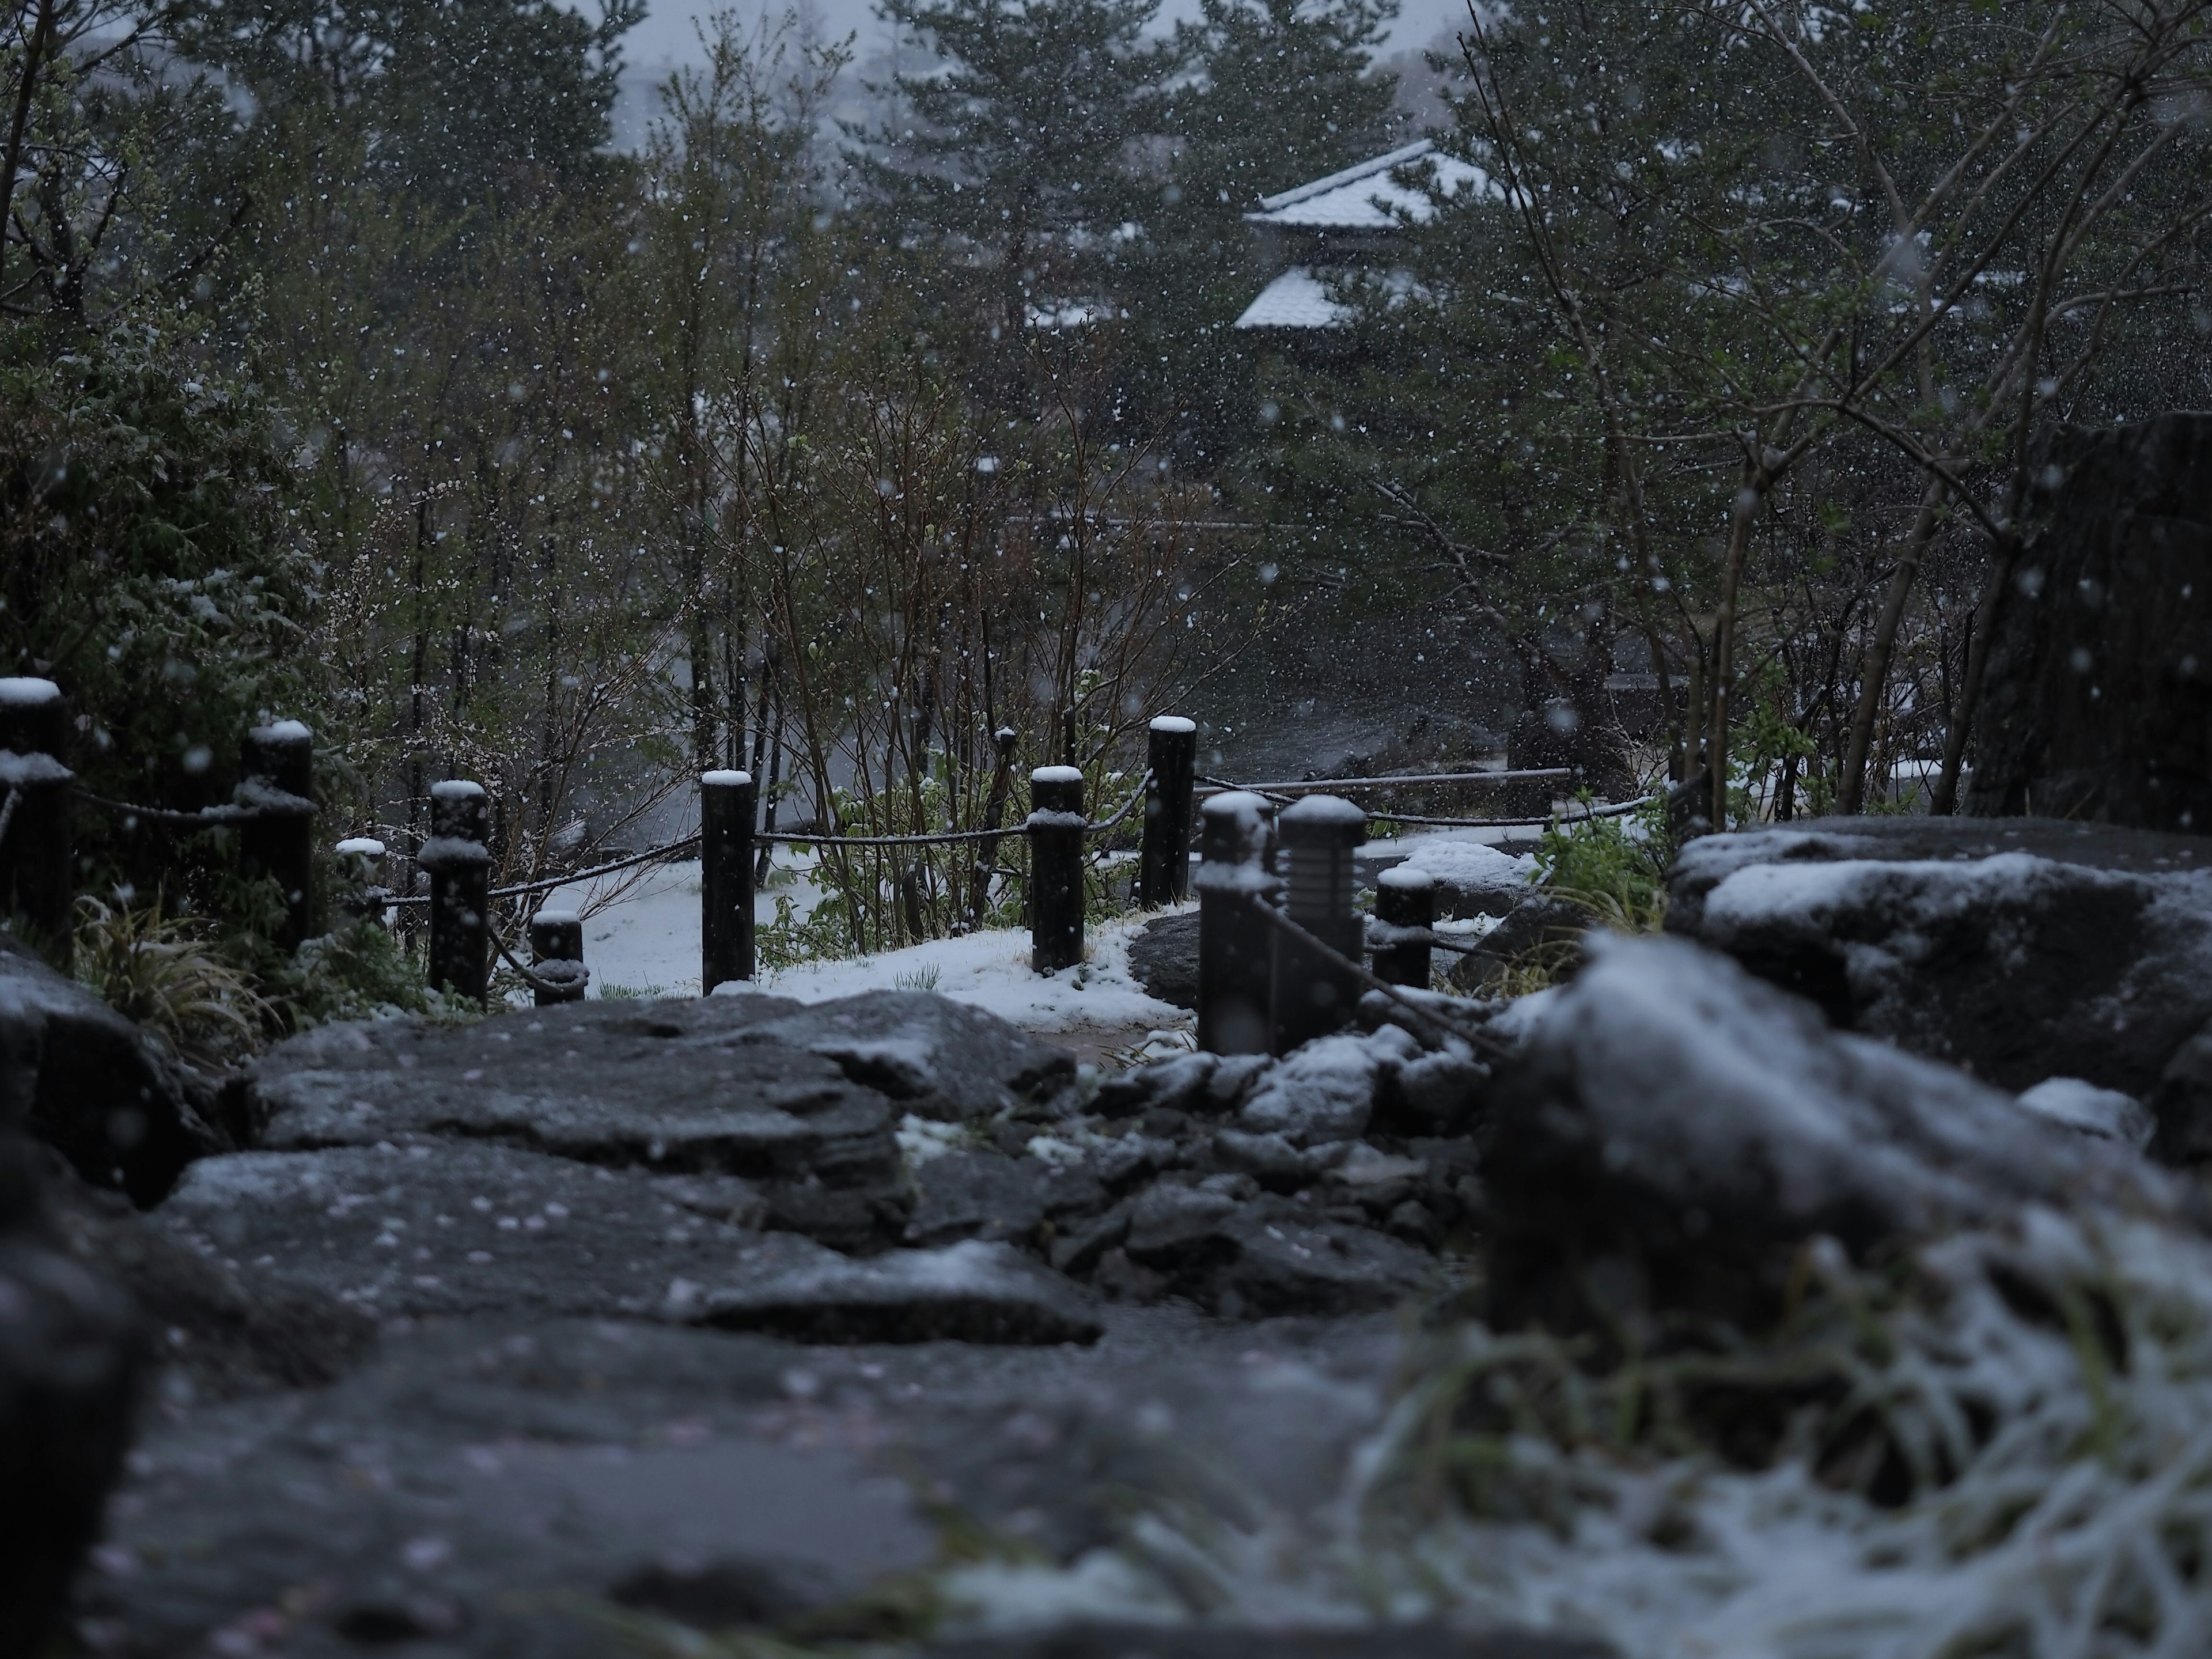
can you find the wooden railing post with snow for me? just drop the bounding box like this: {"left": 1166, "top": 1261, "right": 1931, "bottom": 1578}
{"left": 1195, "top": 791, "right": 1276, "bottom": 1055}
{"left": 1138, "top": 715, "right": 1197, "bottom": 908}
{"left": 1272, "top": 795, "right": 1366, "bottom": 1054}
{"left": 0, "top": 677, "right": 73, "bottom": 957}
{"left": 529, "top": 910, "right": 589, "bottom": 1006}
{"left": 1373, "top": 868, "right": 1435, "bottom": 988}
{"left": 421, "top": 780, "right": 490, "bottom": 1002}
{"left": 238, "top": 720, "right": 317, "bottom": 951}
{"left": 1028, "top": 765, "right": 1085, "bottom": 974}
{"left": 700, "top": 769, "right": 756, "bottom": 991}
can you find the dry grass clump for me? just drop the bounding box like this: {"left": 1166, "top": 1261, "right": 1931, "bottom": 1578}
{"left": 73, "top": 893, "right": 272, "bottom": 1066}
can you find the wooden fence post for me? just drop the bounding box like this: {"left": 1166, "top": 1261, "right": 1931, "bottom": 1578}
{"left": 1373, "top": 867, "right": 1435, "bottom": 988}
{"left": 1138, "top": 715, "right": 1196, "bottom": 908}
{"left": 421, "top": 780, "right": 490, "bottom": 1002}
{"left": 1272, "top": 794, "right": 1366, "bottom": 1054}
{"left": 238, "top": 720, "right": 317, "bottom": 951}
{"left": 1195, "top": 790, "right": 1275, "bottom": 1055}
{"left": 1028, "top": 765, "right": 1085, "bottom": 974}
{"left": 529, "top": 910, "right": 588, "bottom": 1005}
{"left": 700, "top": 769, "right": 756, "bottom": 993}
{"left": 0, "top": 677, "right": 73, "bottom": 960}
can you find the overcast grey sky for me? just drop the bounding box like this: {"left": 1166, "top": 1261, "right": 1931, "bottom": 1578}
{"left": 615, "top": 0, "right": 1474, "bottom": 115}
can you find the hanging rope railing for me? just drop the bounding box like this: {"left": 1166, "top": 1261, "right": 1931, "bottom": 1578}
{"left": 378, "top": 774, "right": 1152, "bottom": 908}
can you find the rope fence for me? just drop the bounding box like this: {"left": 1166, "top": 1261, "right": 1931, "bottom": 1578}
{"left": 4, "top": 673, "right": 1653, "bottom": 1039}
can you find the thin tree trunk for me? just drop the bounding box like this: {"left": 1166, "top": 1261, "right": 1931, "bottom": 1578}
{"left": 0, "top": 0, "right": 55, "bottom": 299}
{"left": 1931, "top": 536, "right": 2020, "bottom": 816}
{"left": 1841, "top": 478, "right": 1948, "bottom": 813}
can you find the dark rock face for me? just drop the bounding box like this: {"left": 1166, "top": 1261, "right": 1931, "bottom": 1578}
{"left": 250, "top": 995, "right": 914, "bottom": 1251}
{"left": 1665, "top": 816, "right": 2212, "bottom": 1157}
{"left": 62, "top": 983, "right": 1519, "bottom": 1654}
{"left": 1126, "top": 910, "right": 1200, "bottom": 1010}
{"left": 1965, "top": 412, "right": 2212, "bottom": 830}
{"left": 1448, "top": 895, "right": 1588, "bottom": 991}
{"left": 694, "top": 1238, "right": 1104, "bottom": 1345}
{"left": 83, "top": 1305, "right": 1434, "bottom": 1657}
{"left": 922, "top": 1625, "right": 1613, "bottom": 1658}
{"left": 0, "top": 932, "right": 224, "bottom": 1206}
{"left": 1484, "top": 934, "right": 2179, "bottom": 1340}
{"left": 0, "top": 1136, "right": 143, "bottom": 1658}
{"left": 747, "top": 992, "right": 1078, "bottom": 1122}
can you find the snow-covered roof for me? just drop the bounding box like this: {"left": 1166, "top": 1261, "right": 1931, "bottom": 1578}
{"left": 1234, "top": 265, "right": 1423, "bottom": 331}
{"left": 1246, "top": 139, "right": 1493, "bottom": 231}
{"left": 1234, "top": 266, "right": 1354, "bottom": 329}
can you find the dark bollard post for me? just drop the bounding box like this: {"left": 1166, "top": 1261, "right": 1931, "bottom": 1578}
{"left": 1272, "top": 795, "right": 1366, "bottom": 1054}
{"left": 528, "top": 908, "right": 589, "bottom": 1005}
{"left": 700, "top": 769, "right": 756, "bottom": 992}
{"left": 1028, "top": 766, "right": 1085, "bottom": 974}
{"left": 1195, "top": 791, "right": 1277, "bottom": 1055}
{"left": 238, "top": 720, "right": 317, "bottom": 951}
{"left": 1138, "top": 715, "right": 1197, "bottom": 908}
{"left": 335, "top": 837, "right": 389, "bottom": 926}
{"left": 0, "top": 677, "right": 73, "bottom": 959}
{"left": 421, "top": 780, "right": 490, "bottom": 1002}
{"left": 1373, "top": 867, "right": 1435, "bottom": 988}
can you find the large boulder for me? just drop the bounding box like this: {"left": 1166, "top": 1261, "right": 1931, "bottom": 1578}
{"left": 1665, "top": 816, "right": 2212, "bottom": 1158}
{"left": 1126, "top": 911, "right": 1200, "bottom": 1010}
{"left": 1964, "top": 412, "right": 2212, "bottom": 829}
{"left": 1390, "top": 838, "right": 1536, "bottom": 920}
{"left": 0, "top": 932, "right": 224, "bottom": 1206}
{"left": 0, "top": 1135, "right": 143, "bottom": 1658}
{"left": 1484, "top": 934, "right": 2181, "bottom": 1341}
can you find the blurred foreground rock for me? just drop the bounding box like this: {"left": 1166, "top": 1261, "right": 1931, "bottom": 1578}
{"left": 0, "top": 1136, "right": 142, "bottom": 1659}
{"left": 0, "top": 933, "right": 225, "bottom": 1206}
{"left": 1485, "top": 933, "right": 2184, "bottom": 1342}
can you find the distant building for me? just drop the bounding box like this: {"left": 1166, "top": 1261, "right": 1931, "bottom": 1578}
{"left": 1234, "top": 139, "right": 1491, "bottom": 335}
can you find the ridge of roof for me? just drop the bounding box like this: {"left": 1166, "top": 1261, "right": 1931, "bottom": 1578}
{"left": 1253, "top": 138, "right": 1438, "bottom": 213}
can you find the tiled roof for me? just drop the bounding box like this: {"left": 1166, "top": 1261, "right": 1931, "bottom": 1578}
{"left": 1233, "top": 266, "right": 1353, "bottom": 329}
{"left": 1245, "top": 139, "right": 1493, "bottom": 230}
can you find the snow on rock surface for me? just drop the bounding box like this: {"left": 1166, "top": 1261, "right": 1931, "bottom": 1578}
{"left": 1239, "top": 1027, "right": 1421, "bottom": 1146}
{"left": 1667, "top": 814, "right": 2212, "bottom": 1161}
{"left": 1391, "top": 836, "right": 1539, "bottom": 918}
{"left": 1484, "top": 932, "right": 2180, "bottom": 1335}
{"left": 2016, "top": 1075, "right": 2154, "bottom": 1147}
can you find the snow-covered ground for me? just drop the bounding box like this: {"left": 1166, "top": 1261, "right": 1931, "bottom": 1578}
{"left": 537, "top": 851, "right": 1188, "bottom": 1046}
{"left": 530, "top": 826, "right": 1543, "bottom": 1047}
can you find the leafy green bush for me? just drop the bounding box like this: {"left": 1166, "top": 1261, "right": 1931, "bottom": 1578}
{"left": 1532, "top": 799, "right": 1671, "bottom": 934}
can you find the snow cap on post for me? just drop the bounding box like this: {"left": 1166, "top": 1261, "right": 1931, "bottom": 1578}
{"left": 1031, "top": 765, "right": 1084, "bottom": 785}
{"left": 701, "top": 769, "right": 751, "bottom": 788}
{"left": 335, "top": 837, "right": 386, "bottom": 859}
{"left": 0, "top": 677, "right": 63, "bottom": 708}
{"left": 1278, "top": 793, "right": 1366, "bottom": 846}
{"left": 1147, "top": 715, "right": 1196, "bottom": 734}
{"left": 430, "top": 779, "right": 486, "bottom": 802}
{"left": 1378, "top": 865, "right": 1435, "bottom": 891}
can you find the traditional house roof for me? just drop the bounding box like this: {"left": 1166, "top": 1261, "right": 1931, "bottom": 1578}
{"left": 1236, "top": 267, "right": 1352, "bottom": 329}
{"left": 1236, "top": 139, "right": 1491, "bottom": 332}
{"left": 1244, "top": 139, "right": 1491, "bottom": 232}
